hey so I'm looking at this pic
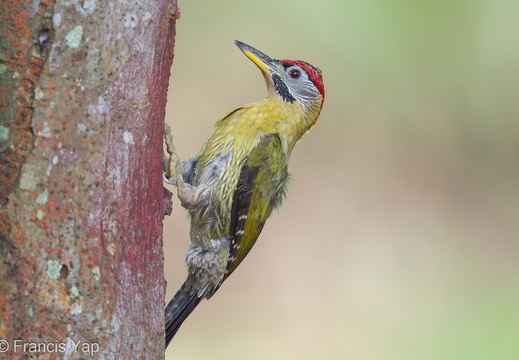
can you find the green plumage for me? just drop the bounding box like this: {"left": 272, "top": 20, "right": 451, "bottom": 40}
{"left": 164, "top": 41, "right": 324, "bottom": 347}
{"left": 187, "top": 100, "right": 307, "bottom": 273}
{"left": 225, "top": 133, "right": 288, "bottom": 278}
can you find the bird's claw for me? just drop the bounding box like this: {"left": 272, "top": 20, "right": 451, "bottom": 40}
{"left": 163, "top": 172, "right": 176, "bottom": 185}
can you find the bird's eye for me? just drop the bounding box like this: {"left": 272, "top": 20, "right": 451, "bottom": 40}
{"left": 289, "top": 69, "right": 301, "bottom": 79}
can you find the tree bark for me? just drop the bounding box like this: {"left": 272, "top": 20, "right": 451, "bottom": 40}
{"left": 0, "top": 0, "right": 178, "bottom": 358}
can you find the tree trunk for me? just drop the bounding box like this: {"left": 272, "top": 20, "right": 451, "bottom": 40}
{"left": 0, "top": 0, "right": 178, "bottom": 358}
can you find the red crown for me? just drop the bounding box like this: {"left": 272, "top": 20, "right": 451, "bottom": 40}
{"left": 280, "top": 59, "right": 325, "bottom": 101}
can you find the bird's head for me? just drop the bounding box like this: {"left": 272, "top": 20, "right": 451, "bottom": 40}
{"left": 235, "top": 40, "right": 325, "bottom": 127}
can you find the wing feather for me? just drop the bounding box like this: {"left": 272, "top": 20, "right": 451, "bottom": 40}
{"left": 224, "top": 134, "right": 289, "bottom": 278}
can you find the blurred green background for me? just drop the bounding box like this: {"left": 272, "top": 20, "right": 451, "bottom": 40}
{"left": 164, "top": 0, "right": 519, "bottom": 359}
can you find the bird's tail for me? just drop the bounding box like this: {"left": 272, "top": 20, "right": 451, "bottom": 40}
{"left": 165, "top": 274, "right": 205, "bottom": 348}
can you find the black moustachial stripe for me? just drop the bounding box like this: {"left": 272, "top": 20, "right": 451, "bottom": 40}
{"left": 272, "top": 73, "right": 295, "bottom": 103}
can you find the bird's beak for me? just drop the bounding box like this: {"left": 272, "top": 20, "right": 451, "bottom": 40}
{"left": 235, "top": 40, "right": 277, "bottom": 78}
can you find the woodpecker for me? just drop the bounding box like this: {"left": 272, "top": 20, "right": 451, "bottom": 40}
{"left": 164, "top": 40, "right": 325, "bottom": 347}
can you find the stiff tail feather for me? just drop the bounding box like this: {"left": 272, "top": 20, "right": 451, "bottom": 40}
{"left": 165, "top": 274, "right": 205, "bottom": 348}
